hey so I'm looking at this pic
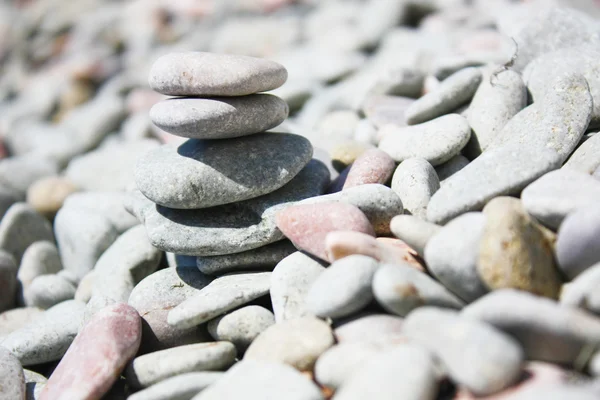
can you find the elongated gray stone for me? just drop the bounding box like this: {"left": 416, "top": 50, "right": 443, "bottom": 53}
{"left": 150, "top": 95, "right": 288, "bottom": 139}
{"left": 128, "top": 372, "right": 223, "bottom": 400}
{"left": 0, "top": 346, "right": 25, "bottom": 400}
{"left": 149, "top": 52, "right": 288, "bottom": 96}
{"left": 23, "top": 274, "right": 76, "bottom": 310}
{"left": 0, "top": 203, "right": 54, "bottom": 264}
{"left": 391, "top": 158, "right": 439, "bottom": 219}
{"left": 563, "top": 132, "right": 600, "bottom": 174}
{"left": 207, "top": 306, "right": 274, "bottom": 353}
{"left": 134, "top": 133, "right": 313, "bottom": 209}
{"left": 389, "top": 215, "right": 440, "bottom": 256}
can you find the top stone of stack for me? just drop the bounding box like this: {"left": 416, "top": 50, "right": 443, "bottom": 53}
{"left": 148, "top": 52, "right": 288, "bottom": 97}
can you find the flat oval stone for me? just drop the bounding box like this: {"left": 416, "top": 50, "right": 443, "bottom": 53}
{"left": 0, "top": 251, "right": 16, "bottom": 312}
{"left": 135, "top": 133, "right": 313, "bottom": 209}
{"left": 149, "top": 52, "right": 288, "bottom": 96}
{"left": 128, "top": 372, "right": 223, "bottom": 400}
{"left": 24, "top": 274, "right": 76, "bottom": 309}
{"left": 563, "top": 132, "right": 600, "bottom": 174}
{"left": 342, "top": 148, "right": 395, "bottom": 189}
{"left": 333, "top": 313, "right": 405, "bottom": 345}
{"left": 306, "top": 255, "right": 379, "bottom": 319}
{"left": 390, "top": 215, "right": 441, "bottom": 256}
{"left": 207, "top": 306, "right": 274, "bottom": 353}
{"left": 0, "top": 346, "right": 25, "bottom": 400}
{"left": 391, "top": 158, "right": 440, "bottom": 219}
{"left": 378, "top": 114, "right": 471, "bottom": 165}
{"left": 561, "top": 262, "right": 600, "bottom": 315}
{"left": 127, "top": 342, "right": 237, "bottom": 389}
{"left": 150, "top": 95, "right": 288, "bottom": 139}
{"left": 373, "top": 263, "right": 464, "bottom": 316}
{"left": 40, "top": 303, "right": 141, "bottom": 400}
{"left": 0, "top": 203, "right": 54, "bottom": 264}
{"left": 315, "top": 342, "right": 382, "bottom": 390}
{"left": 556, "top": 204, "right": 600, "bottom": 279}
{"left": 244, "top": 316, "right": 334, "bottom": 371}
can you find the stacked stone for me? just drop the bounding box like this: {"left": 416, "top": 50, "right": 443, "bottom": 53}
{"left": 131, "top": 52, "right": 330, "bottom": 262}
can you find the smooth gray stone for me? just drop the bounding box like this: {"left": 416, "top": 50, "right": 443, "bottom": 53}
{"left": 24, "top": 368, "right": 47, "bottom": 400}
{"left": 1, "top": 299, "right": 85, "bottom": 366}
{"left": 362, "top": 94, "right": 414, "bottom": 129}
{"left": 364, "top": 67, "right": 424, "bottom": 99}
{"left": 378, "top": 114, "right": 471, "bottom": 166}
{"left": 23, "top": 274, "right": 76, "bottom": 310}
{"left": 128, "top": 372, "right": 223, "bottom": 400}
{"left": 150, "top": 95, "right": 288, "bottom": 139}
{"left": 564, "top": 132, "right": 600, "bottom": 174}
{"left": 191, "top": 360, "right": 323, "bottom": 400}
{"left": 168, "top": 272, "right": 271, "bottom": 330}
{"left": 373, "top": 263, "right": 464, "bottom": 316}
{"left": 306, "top": 255, "right": 379, "bottom": 319}
{"left": 0, "top": 346, "right": 25, "bottom": 400}
{"left": 149, "top": 52, "right": 288, "bottom": 96}
{"left": 270, "top": 251, "right": 326, "bottom": 322}
{"left": 561, "top": 262, "right": 600, "bottom": 315}
{"left": 333, "top": 313, "right": 404, "bottom": 345}
{"left": 522, "top": 169, "right": 600, "bottom": 230}
{"left": 556, "top": 204, "right": 600, "bottom": 279}
{"left": 63, "top": 191, "right": 139, "bottom": 233}
{"left": 128, "top": 267, "right": 213, "bottom": 352}
{"left": 135, "top": 133, "right": 313, "bottom": 209}
{"left": 207, "top": 306, "right": 274, "bottom": 353}
{"left": 435, "top": 154, "right": 470, "bottom": 184}
{"left": 0, "top": 251, "right": 17, "bottom": 312}
{"left": 428, "top": 73, "right": 592, "bottom": 224}
{"left": 197, "top": 240, "right": 296, "bottom": 275}
{"left": 463, "top": 289, "right": 600, "bottom": 364}
{"left": 128, "top": 160, "right": 330, "bottom": 256}
{"left": 0, "top": 203, "right": 54, "bottom": 264}
{"left": 405, "top": 67, "right": 482, "bottom": 125}
{"left": 424, "top": 212, "right": 488, "bottom": 302}
{"left": 126, "top": 342, "right": 237, "bottom": 389}
{"left": 0, "top": 184, "right": 21, "bottom": 220}
{"left": 389, "top": 215, "right": 441, "bottom": 256}
{"left": 0, "top": 154, "right": 59, "bottom": 197}
{"left": 391, "top": 158, "right": 440, "bottom": 219}
{"left": 332, "top": 344, "right": 438, "bottom": 400}
{"left": 404, "top": 307, "right": 524, "bottom": 396}
{"left": 465, "top": 68, "right": 527, "bottom": 158}
{"left": 315, "top": 342, "right": 382, "bottom": 390}
{"left": 18, "top": 241, "right": 62, "bottom": 292}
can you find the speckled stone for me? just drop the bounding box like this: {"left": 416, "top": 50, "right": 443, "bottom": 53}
{"left": 315, "top": 342, "right": 382, "bottom": 390}
{"left": 378, "top": 114, "right": 471, "bottom": 166}
{"left": 244, "top": 316, "right": 334, "bottom": 371}
{"left": 127, "top": 342, "right": 237, "bottom": 389}
{"left": 0, "top": 307, "right": 43, "bottom": 340}
{"left": 128, "top": 372, "right": 223, "bottom": 400}
{"left": 0, "top": 346, "right": 25, "bottom": 400}
{"left": 391, "top": 158, "right": 440, "bottom": 219}
{"left": 343, "top": 148, "right": 395, "bottom": 189}
{"left": 26, "top": 176, "right": 79, "bottom": 219}
{"left": 149, "top": 52, "right": 287, "bottom": 96}
{"left": 134, "top": 133, "right": 313, "bottom": 209}
{"left": 556, "top": 204, "right": 600, "bottom": 279}
{"left": 168, "top": 272, "right": 271, "bottom": 330}
{"left": 563, "top": 132, "right": 600, "bottom": 174}
{"left": 0, "top": 250, "right": 17, "bottom": 312}
{"left": 40, "top": 303, "right": 141, "bottom": 400}
{"left": 0, "top": 203, "right": 54, "bottom": 264}
{"left": 23, "top": 274, "right": 76, "bottom": 310}
{"left": 207, "top": 306, "right": 275, "bottom": 353}
{"left": 404, "top": 307, "right": 524, "bottom": 396}
{"left": 362, "top": 94, "right": 414, "bottom": 129}
{"left": 561, "top": 262, "right": 600, "bottom": 315}
{"left": 18, "top": 241, "right": 62, "bottom": 292}
{"left": 390, "top": 215, "right": 441, "bottom": 256}
{"left": 405, "top": 67, "right": 482, "bottom": 125}
{"left": 150, "top": 95, "right": 288, "bottom": 139}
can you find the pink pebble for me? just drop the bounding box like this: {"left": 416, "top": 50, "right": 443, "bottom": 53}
{"left": 40, "top": 303, "right": 142, "bottom": 400}
{"left": 276, "top": 202, "right": 375, "bottom": 261}
{"left": 343, "top": 149, "right": 396, "bottom": 189}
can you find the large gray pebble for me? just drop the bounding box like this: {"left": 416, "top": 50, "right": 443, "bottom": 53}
{"left": 0, "top": 251, "right": 17, "bottom": 312}
{"left": 564, "top": 132, "right": 600, "bottom": 174}
{"left": 333, "top": 313, "right": 404, "bottom": 345}
{"left": 17, "top": 241, "right": 62, "bottom": 292}
{"left": 389, "top": 215, "right": 441, "bottom": 256}
{"left": 149, "top": 52, "right": 287, "bottom": 96}
{"left": 128, "top": 372, "right": 223, "bottom": 400}
{"left": 556, "top": 204, "right": 600, "bottom": 279}
{"left": 208, "top": 306, "right": 274, "bottom": 353}
{"left": 404, "top": 307, "right": 524, "bottom": 396}
{"left": 391, "top": 158, "right": 439, "bottom": 219}
{"left": 424, "top": 212, "right": 488, "bottom": 302}
{"left": 150, "top": 95, "right": 288, "bottom": 139}
{"left": 561, "top": 262, "right": 600, "bottom": 315}
{"left": 0, "top": 346, "right": 25, "bottom": 400}
{"left": 315, "top": 342, "right": 382, "bottom": 390}
{"left": 306, "top": 255, "right": 378, "bottom": 319}
{"left": 0, "top": 203, "right": 54, "bottom": 264}
{"left": 23, "top": 274, "right": 76, "bottom": 310}
{"left": 63, "top": 191, "right": 139, "bottom": 233}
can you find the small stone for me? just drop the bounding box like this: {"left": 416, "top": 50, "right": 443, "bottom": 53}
{"left": 63, "top": 191, "right": 138, "bottom": 233}
{"left": 270, "top": 252, "right": 326, "bottom": 322}
{"left": 24, "top": 369, "right": 47, "bottom": 400}
{"left": 127, "top": 372, "right": 223, "bottom": 400}
{"left": 40, "top": 303, "right": 141, "bottom": 400}
{"left": 150, "top": 95, "right": 288, "bottom": 139}
{"left": 207, "top": 306, "right": 275, "bottom": 353}
{"left": 127, "top": 342, "right": 236, "bottom": 389}
{"left": 390, "top": 215, "right": 441, "bottom": 256}
{"left": 435, "top": 155, "right": 470, "bottom": 184}
{"left": 315, "top": 342, "right": 382, "bottom": 390}
{"left": 330, "top": 140, "right": 374, "bottom": 171}
{"left": 244, "top": 316, "right": 334, "bottom": 371}
{"left": 18, "top": 241, "right": 62, "bottom": 292}
{"left": 0, "top": 251, "right": 17, "bottom": 312}
{"left": 563, "top": 132, "right": 600, "bottom": 174}
{"left": 404, "top": 307, "right": 524, "bottom": 396}
{"left": 26, "top": 176, "right": 79, "bottom": 219}
{"left": 561, "top": 262, "right": 600, "bottom": 315}
{"left": 314, "top": 110, "right": 360, "bottom": 150}
{"left": 333, "top": 313, "right": 404, "bottom": 345}
{"left": 168, "top": 272, "right": 271, "bottom": 330}
{"left": 0, "top": 346, "right": 25, "bottom": 400}
{"left": 391, "top": 158, "right": 440, "bottom": 219}
{"left": 353, "top": 119, "right": 378, "bottom": 145}
{"left": 23, "top": 274, "right": 76, "bottom": 310}
{"left": 306, "top": 255, "right": 379, "bottom": 319}
{"left": 149, "top": 52, "right": 288, "bottom": 96}
{"left": 362, "top": 94, "right": 414, "bottom": 129}
{"left": 134, "top": 133, "right": 313, "bottom": 209}
{"left": 0, "top": 154, "right": 59, "bottom": 198}
{"left": 342, "top": 148, "right": 395, "bottom": 189}
{"left": 378, "top": 114, "right": 471, "bottom": 166}
{"left": 373, "top": 263, "right": 464, "bottom": 316}
{"left": 556, "top": 204, "right": 600, "bottom": 279}
{"left": 0, "top": 203, "right": 54, "bottom": 264}
{"left": 0, "top": 307, "right": 43, "bottom": 340}
{"left": 276, "top": 202, "right": 375, "bottom": 260}
{"left": 405, "top": 67, "right": 482, "bottom": 125}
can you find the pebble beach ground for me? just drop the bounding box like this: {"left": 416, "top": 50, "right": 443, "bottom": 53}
{"left": 2, "top": 0, "right": 600, "bottom": 399}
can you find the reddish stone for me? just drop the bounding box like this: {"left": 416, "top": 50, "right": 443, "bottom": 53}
{"left": 40, "top": 303, "right": 141, "bottom": 400}
{"left": 343, "top": 149, "right": 396, "bottom": 190}
{"left": 276, "top": 202, "right": 375, "bottom": 261}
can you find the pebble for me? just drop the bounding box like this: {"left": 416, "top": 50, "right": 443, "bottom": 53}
{"left": 378, "top": 114, "right": 471, "bottom": 166}
{"left": 0, "top": 250, "right": 17, "bottom": 312}
{"left": 24, "top": 369, "right": 47, "bottom": 400}
{"left": 0, "top": 154, "right": 59, "bottom": 199}
{"left": 0, "top": 307, "right": 42, "bottom": 340}
{"left": 276, "top": 202, "right": 375, "bottom": 260}
{"left": 25, "top": 176, "right": 78, "bottom": 219}
{"left": 0, "top": 345, "right": 25, "bottom": 400}
{"left": 148, "top": 52, "right": 288, "bottom": 96}
{"left": 150, "top": 95, "right": 288, "bottom": 139}
{"left": 404, "top": 67, "right": 482, "bottom": 125}
{"left": 315, "top": 342, "right": 382, "bottom": 390}
{"left": 128, "top": 372, "right": 224, "bottom": 400}
{"left": 168, "top": 272, "right": 271, "bottom": 330}
{"left": 1, "top": 299, "right": 85, "bottom": 366}
{"left": 166, "top": 253, "right": 197, "bottom": 269}
{"left": 435, "top": 154, "right": 470, "bottom": 184}
{"left": 463, "top": 289, "right": 600, "bottom": 364}
{"left": 373, "top": 263, "right": 464, "bottom": 316}
{"left": 342, "top": 148, "right": 395, "bottom": 189}
{"left": 424, "top": 212, "right": 488, "bottom": 302}
{"left": 362, "top": 94, "right": 414, "bottom": 129}
{"left": 270, "top": 251, "right": 326, "bottom": 322}
{"left": 17, "top": 241, "right": 62, "bottom": 292}
{"left": 561, "top": 262, "right": 600, "bottom": 315}
{"left": 127, "top": 342, "right": 237, "bottom": 389}
{"left": 353, "top": 119, "right": 378, "bottom": 145}
{"left": 134, "top": 133, "right": 313, "bottom": 209}
{"left": 389, "top": 215, "right": 441, "bottom": 256}
{"left": 563, "top": 132, "right": 600, "bottom": 174}
{"left": 0, "top": 203, "right": 54, "bottom": 264}
{"left": 23, "top": 274, "right": 76, "bottom": 309}
{"left": 40, "top": 303, "right": 141, "bottom": 400}
{"left": 63, "top": 191, "right": 139, "bottom": 233}
{"left": 329, "top": 140, "right": 373, "bottom": 171}
{"left": 192, "top": 360, "right": 324, "bottom": 400}
{"left": 391, "top": 158, "right": 440, "bottom": 219}
{"left": 244, "top": 316, "right": 334, "bottom": 371}
{"left": 306, "top": 255, "right": 379, "bottom": 319}
{"left": 207, "top": 306, "right": 274, "bottom": 353}
{"left": 333, "top": 313, "right": 404, "bottom": 344}
{"left": 522, "top": 168, "right": 600, "bottom": 230}
{"left": 404, "top": 307, "right": 524, "bottom": 396}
